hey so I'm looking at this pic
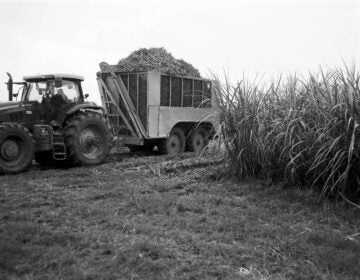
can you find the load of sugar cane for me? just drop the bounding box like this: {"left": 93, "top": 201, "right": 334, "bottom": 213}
{"left": 117, "top": 47, "right": 201, "bottom": 77}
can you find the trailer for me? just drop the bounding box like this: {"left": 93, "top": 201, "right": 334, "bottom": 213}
{"left": 97, "top": 62, "right": 219, "bottom": 155}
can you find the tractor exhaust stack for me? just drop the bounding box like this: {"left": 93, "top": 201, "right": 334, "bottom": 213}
{"left": 6, "top": 72, "right": 13, "bottom": 101}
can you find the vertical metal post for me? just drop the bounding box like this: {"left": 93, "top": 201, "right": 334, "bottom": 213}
{"left": 192, "top": 79, "right": 194, "bottom": 107}
{"left": 169, "top": 76, "right": 172, "bottom": 107}
{"left": 181, "top": 78, "right": 184, "bottom": 107}
{"left": 201, "top": 80, "right": 204, "bottom": 108}
{"left": 127, "top": 74, "right": 130, "bottom": 92}
{"left": 136, "top": 74, "right": 139, "bottom": 112}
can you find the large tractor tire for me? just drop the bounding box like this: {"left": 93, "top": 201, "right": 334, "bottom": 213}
{"left": 186, "top": 127, "right": 209, "bottom": 154}
{"left": 158, "top": 127, "right": 185, "bottom": 155}
{"left": 0, "top": 123, "right": 34, "bottom": 174}
{"left": 64, "top": 112, "right": 111, "bottom": 166}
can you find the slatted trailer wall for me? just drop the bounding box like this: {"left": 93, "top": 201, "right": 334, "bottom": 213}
{"left": 160, "top": 75, "right": 212, "bottom": 109}
{"left": 98, "top": 63, "right": 218, "bottom": 142}
{"left": 117, "top": 73, "right": 148, "bottom": 130}
{"left": 102, "top": 71, "right": 213, "bottom": 134}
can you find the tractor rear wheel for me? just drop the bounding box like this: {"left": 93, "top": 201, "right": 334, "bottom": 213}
{"left": 186, "top": 127, "right": 209, "bottom": 154}
{"left": 0, "top": 123, "right": 34, "bottom": 174}
{"left": 64, "top": 112, "right": 111, "bottom": 166}
{"left": 158, "top": 127, "right": 185, "bottom": 155}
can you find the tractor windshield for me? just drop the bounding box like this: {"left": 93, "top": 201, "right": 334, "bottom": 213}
{"left": 24, "top": 81, "right": 52, "bottom": 102}
{"left": 54, "top": 80, "right": 81, "bottom": 103}
{"left": 24, "top": 79, "right": 81, "bottom": 103}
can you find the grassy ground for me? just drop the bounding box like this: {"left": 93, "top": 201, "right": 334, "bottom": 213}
{"left": 0, "top": 150, "right": 359, "bottom": 280}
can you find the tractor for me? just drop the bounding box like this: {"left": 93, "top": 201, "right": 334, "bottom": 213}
{"left": 0, "top": 73, "right": 111, "bottom": 174}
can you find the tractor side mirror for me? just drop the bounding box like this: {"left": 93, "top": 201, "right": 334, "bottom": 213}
{"left": 54, "top": 77, "right": 63, "bottom": 88}
{"left": 12, "top": 90, "right": 19, "bottom": 101}
{"left": 84, "top": 93, "right": 89, "bottom": 99}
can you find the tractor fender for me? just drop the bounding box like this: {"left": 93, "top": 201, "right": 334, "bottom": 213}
{"left": 66, "top": 103, "right": 105, "bottom": 116}
{"left": 56, "top": 103, "right": 105, "bottom": 125}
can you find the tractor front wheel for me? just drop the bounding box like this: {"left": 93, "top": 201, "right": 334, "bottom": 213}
{"left": 64, "top": 112, "right": 111, "bottom": 166}
{"left": 0, "top": 123, "right": 34, "bottom": 174}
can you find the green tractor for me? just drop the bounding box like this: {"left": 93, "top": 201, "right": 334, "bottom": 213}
{"left": 0, "top": 73, "right": 111, "bottom": 174}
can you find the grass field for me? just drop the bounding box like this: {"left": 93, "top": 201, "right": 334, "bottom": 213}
{"left": 0, "top": 150, "right": 359, "bottom": 280}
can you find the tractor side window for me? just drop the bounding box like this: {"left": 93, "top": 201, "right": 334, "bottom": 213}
{"left": 26, "top": 81, "right": 49, "bottom": 102}
{"left": 55, "top": 81, "right": 80, "bottom": 103}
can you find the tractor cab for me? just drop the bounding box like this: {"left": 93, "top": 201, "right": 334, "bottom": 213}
{"left": 21, "top": 74, "right": 86, "bottom": 124}
{"left": 22, "top": 74, "right": 85, "bottom": 104}
{"left": 3, "top": 74, "right": 91, "bottom": 127}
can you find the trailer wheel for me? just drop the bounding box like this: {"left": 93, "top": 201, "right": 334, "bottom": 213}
{"left": 64, "top": 112, "right": 111, "bottom": 166}
{"left": 158, "top": 127, "right": 185, "bottom": 155}
{"left": 186, "top": 127, "right": 209, "bottom": 154}
{"left": 0, "top": 123, "right": 34, "bottom": 174}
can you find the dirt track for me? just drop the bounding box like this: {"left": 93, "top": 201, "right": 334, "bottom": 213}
{"left": 0, "top": 150, "right": 359, "bottom": 280}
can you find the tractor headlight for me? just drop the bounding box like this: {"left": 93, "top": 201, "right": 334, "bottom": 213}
{"left": 33, "top": 125, "right": 52, "bottom": 139}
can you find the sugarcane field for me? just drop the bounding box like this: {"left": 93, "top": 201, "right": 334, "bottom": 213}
{"left": 0, "top": 1, "right": 359, "bottom": 280}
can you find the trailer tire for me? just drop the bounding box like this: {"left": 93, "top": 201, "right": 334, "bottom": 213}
{"left": 0, "top": 123, "right": 34, "bottom": 174}
{"left": 186, "top": 127, "right": 209, "bottom": 154}
{"left": 158, "top": 127, "right": 185, "bottom": 155}
{"left": 64, "top": 112, "right": 111, "bottom": 166}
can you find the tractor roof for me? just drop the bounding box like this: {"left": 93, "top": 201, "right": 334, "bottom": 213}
{"left": 23, "top": 74, "right": 84, "bottom": 82}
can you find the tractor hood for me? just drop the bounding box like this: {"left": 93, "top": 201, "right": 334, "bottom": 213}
{"left": 0, "top": 101, "right": 26, "bottom": 124}
{"left": 0, "top": 101, "right": 23, "bottom": 111}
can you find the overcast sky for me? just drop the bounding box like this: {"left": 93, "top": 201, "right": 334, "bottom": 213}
{"left": 0, "top": 0, "right": 359, "bottom": 104}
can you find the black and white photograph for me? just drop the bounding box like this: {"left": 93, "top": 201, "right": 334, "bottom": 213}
{"left": 0, "top": 0, "right": 359, "bottom": 279}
